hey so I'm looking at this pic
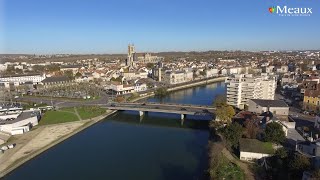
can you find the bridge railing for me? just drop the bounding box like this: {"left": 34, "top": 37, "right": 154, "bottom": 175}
{"left": 107, "top": 102, "right": 215, "bottom": 109}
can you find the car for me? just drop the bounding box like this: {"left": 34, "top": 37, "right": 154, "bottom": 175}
{"left": 155, "top": 106, "right": 159, "bottom": 109}
{"left": 141, "top": 103, "right": 146, "bottom": 106}
{"left": 180, "top": 108, "right": 187, "bottom": 111}
{"left": 110, "top": 104, "right": 116, "bottom": 107}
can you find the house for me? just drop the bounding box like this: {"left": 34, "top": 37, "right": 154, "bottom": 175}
{"left": 276, "top": 117, "right": 305, "bottom": 147}
{"left": 60, "top": 65, "right": 82, "bottom": 75}
{"left": 296, "top": 140, "right": 320, "bottom": 169}
{"left": 206, "top": 68, "right": 219, "bottom": 78}
{"left": 41, "top": 76, "right": 73, "bottom": 88}
{"left": 104, "top": 81, "right": 135, "bottom": 95}
{"left": 0, "top": 74, "right": 46, "bottom": 88}
{"left": 239, "top": 138, "right": 274, "bottom": 161}
{"left": 248, "top": 99, "right": 289, "bottom": 116}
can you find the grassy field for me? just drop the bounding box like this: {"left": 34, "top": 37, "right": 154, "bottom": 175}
{"left": 76, "top": 106, "right": 106, "bottom": 119}
{"left": 39, "top": 106, "right": 106, "bottom": 125}
{"left": 39, "top": 111, "right": 79, "bottom": 125}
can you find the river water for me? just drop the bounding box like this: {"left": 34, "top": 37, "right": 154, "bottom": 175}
{"left": 3, "top": 82, "right": 226, "bottom": 180}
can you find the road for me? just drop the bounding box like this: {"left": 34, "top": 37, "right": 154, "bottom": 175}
{"left": 275, "top": 92, "right": 315, "bottom": 128}
{"left": 105, "top": 102, "right": 215, "bottom": 116}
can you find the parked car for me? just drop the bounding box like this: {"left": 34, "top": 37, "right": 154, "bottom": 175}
{"left": 180, "top": 108, "right": 187, "bottom": 111}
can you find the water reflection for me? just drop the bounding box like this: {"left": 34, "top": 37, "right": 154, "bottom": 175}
{"left": 147, "top": 82, "right": 225, "bottom": 105}
{"left": 3, "top": 82, "right": 225, "bottom": 180}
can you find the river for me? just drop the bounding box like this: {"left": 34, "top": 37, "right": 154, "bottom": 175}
{"left": 3, "top": 82, "right": 226, "bottom": 180}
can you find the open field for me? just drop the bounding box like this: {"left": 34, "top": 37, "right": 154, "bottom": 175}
{"left": 39, "top": 111, "right": 79, "bottom": 125}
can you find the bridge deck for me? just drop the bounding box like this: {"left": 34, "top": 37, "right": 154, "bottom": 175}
{"left": 106, "top": 103, "right": 215, "bottom": 116}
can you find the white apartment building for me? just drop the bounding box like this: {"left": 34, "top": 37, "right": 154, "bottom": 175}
{"left": 122, "top": 71, "right": 148, "bottom": 80}
{"left": 225, "top": 74, "right": 276, "bottom": 109}
{"left": 163, "top": 70, "right": 193, "bottom": 85}
{"left": 0, "top": 74, "right": 46, "bottom": 88}
{"left": 134, "top": 83, "right": 147, "bottom": 92}
{"left": 206, "top": 69, "right": 219, "bottom": 78}
{"left": 104, "top": 82, "right": 135, "bottom": 95}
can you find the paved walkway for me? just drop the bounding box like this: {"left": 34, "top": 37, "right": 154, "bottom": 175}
{"left": 221, "top": 148, "right": 255, "bottom": 180}
{"left": 73, "top": 107, "right": 82, "bottom": 121}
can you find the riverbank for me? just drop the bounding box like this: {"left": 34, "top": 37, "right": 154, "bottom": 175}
{"left": 0, "top": 78, "right": 225, "bottom": 178}
{"left": 0, "top": 110, "right": 117, "bottom": 178}
{"left": 131, "top": 77, "right": 225, "bottom": 102}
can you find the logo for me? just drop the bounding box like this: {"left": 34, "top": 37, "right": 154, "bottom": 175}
{"left": 269, "top": 7, "right": 275, "bottom": 13}
{"left": 269, "top": 6, "right": 312, "bottom": 16}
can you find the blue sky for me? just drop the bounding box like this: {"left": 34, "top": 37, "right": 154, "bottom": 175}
{"left": 1, "top": 0, "right": 320, "bottom": 54}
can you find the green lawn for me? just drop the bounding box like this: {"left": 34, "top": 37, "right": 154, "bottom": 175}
{"left": 76, "top": 106, "right": 106, "bottom": 119}
{"left": 39, "top": 111, "right": 79, "bottom": 125}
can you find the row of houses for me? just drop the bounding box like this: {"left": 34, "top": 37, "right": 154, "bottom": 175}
{"left": 0, "top": 74, "right": 73, "bottom": 89}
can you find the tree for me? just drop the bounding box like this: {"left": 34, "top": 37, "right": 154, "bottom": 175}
{"left": 146, "top": 63, "right": 154, "bottom": 69}
{"left": 199, "top": 70, "right": 206, "bottom": 76}
{"left": 265, "top": 122, "right": 286, "bottom": 144}
{"left": 75, "top": 72, "right": 82, "bottom": 78}
{"left": 275, "top": 147, "right": 288, "bottom": 159}
{"left": 244, "top": 117, "right": 259, "bottom": 139}
{"left": 289, "top": 154, "right": 310, "bottom": 172}
{"left": 155, "top": 87, "right": 168, "bottom": 98}
{"left": 220, "top": 122, "right": 243, "bottom": 149}
{"left": 115, "top": 96, "right": 125, "bottom": 103}
{"left": 64, "top": 70, "right": 74, "bottom": 79}
{"left": 215, "top": 105, "right": 235, "bottom": 124}
{"left": 312, "top": 169, "right": 320, "bottom": 179}
{"left": 213, "top": 95, "right": 235, "bottom": 124}
{"left": 213, "top": 95, "right": 227, "bottom": 107}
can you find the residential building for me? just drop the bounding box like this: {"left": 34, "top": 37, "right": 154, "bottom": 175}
{"left": 105, "top": 81, "right": 134, "bottom": 95}
{"left": 162, "top": 70, "right": 193, "bottom": 85}
{"left": 296, "top": 140, "right": 320, "bottom": 169}
{"left": 247, "top": 99, "right": 289, "bottom": 115}
{"left": 134, "top": 83, "right": 147, "bottom": 92}
{"left": 239, "top": 138, "right": 274, "bottom": 161}
{"left": 122, "top": 71, "right": 148, "bottom": 80}
{"left": 0, "top": 74, "right": 46, "bottom": 88}
{"left": 60, "top": 65, "right": 82, "bottom": 75}
{"left": 206, "top": 68, "right": 219, "bottom": 78}
{"left": 41, "top": 76, "right": 73, "bottom": 88}
{"left": 303, "top": 83, "right": 320, "bottom": 111}
{"left": 225, "top": 74, "right": 276, "bottom": 109}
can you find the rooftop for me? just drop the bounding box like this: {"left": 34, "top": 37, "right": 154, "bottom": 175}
{"left": 42, "top": 76, "right": 70, "bottom": 83}
{"left": 239, "top": 138, "right": 275, "bottom": 154}
{"left": 250, "top": 99, "right": 288, "bottom": 107}
{"left": 0, "top": 110, "right": 40, "bottom": 125}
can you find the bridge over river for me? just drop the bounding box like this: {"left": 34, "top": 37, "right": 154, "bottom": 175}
{"left": 105, "top": 102, "right": 216, "bottom": 125}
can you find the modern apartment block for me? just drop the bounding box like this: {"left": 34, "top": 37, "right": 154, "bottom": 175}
{"left": 225, "top": 74, "right": 276, "bottom": 109}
